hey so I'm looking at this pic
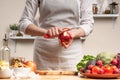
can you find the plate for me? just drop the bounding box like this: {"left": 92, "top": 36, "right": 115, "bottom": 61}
{"left": 80, "top": 72, "right": 120, "bottom": 79}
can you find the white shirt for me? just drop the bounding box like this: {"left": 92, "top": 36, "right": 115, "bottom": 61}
{"left": 19, "top": 0, "right": 94, "bottom": 71}
{"left": 19, "top": 0, "right": 94, "bottom": 36}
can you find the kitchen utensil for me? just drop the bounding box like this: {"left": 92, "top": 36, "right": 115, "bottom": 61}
{"left": 0, "top": 69, "right": 12, "bottom": 79}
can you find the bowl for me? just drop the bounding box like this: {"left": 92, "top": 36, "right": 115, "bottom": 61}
{"left": 13, "top": 67, "right": 30, "bottom": 73}
{"left": 12, "top": 67, "right": 31, "bottom": 78}
{"left": 0, "top": 69, "right": 12, "bottom": 79}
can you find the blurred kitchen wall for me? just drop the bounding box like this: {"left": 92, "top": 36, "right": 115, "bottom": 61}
{"left": 0, "top": 0, "right": 34, "bottom": 60}
{"left": 83, "top": 0, "right": 120, "bottom": 56}
{"left": 0, "top": 0, "right": 120, "bottom": 60}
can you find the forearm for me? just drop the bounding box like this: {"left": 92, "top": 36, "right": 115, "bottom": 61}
{"left": 25, "top": 24, "right": 47, "bottom": 36}
{"left": 70, "top": 28, "right": 85, "bottom": 39}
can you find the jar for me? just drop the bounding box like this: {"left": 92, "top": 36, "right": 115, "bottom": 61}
{"left": 92, "top": 4, "right": 98, "bottom": 14}
{"left": 110, "top": 2, "right": 119, "bottom": 14}
{"left": 104, "top": 6, "right": 111, "bottom": 14}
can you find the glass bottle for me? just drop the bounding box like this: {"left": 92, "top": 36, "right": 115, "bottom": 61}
{"left": 0, "top": 48, "right": 2, "bottom": 61}
{"left": 0, "top": 34, "right": 10, "bottom": 63}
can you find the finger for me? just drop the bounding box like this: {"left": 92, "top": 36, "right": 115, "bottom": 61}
{"left": 58, "top": 27, "right": 63, "bottom": 33}
{"left": 48, "top": 27, "right": 56, "bottom": 38}
{"left": 54, "top": 27, "right": 59, "bottom": 36}
{"left": 47, "top": 29, "right": 52, "bottom": 37}
{"left": 51, "top": 27, "right": 56, "bottom": 37}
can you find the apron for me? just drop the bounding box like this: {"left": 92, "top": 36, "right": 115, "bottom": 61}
{"left": 34, "top": 0, "right": 83, "bottom": 71}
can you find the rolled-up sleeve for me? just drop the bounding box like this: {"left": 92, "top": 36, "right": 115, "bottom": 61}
{"left": 19, "top": 0, "right": 39, "bottom": 33}
{"left": 79, "top": 0, "right": 94, "bottom": 36}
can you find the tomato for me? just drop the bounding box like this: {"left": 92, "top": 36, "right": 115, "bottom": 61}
{"left": 97, "top": 68, "right": 104, "bottom": 74}
{"left": 111, "top": 65, "right": 120, "bottom": 74}
{"left": 101, "top": 65, "right": 113, "bottom": 74}
{"left": 58, "top": 31, "right": 72, "bottom": 48}
{"left": 111, "top": 65, "right": 117, "bottom": 71}
{"left": 85, "top": 69, "right": 91, "bottom": 74}
{"left": 80, "top": 68, "right": 85, "bottom": 73}
{"left": 59, "top": 31, "right": 72, "bottom": 43}
{"left": 92, "top": 66, "right": 100, "bottom": 74}
{"left": 24, "top": 61, "right": 36, "bottom": 72}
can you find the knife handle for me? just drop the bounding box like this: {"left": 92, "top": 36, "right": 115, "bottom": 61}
{"left": 44, "top": 34, "right": 51, "bottom": 38}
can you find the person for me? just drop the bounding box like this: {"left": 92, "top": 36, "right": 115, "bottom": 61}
{"left": 19, "top": 0, "right": 94, "bottom": 71}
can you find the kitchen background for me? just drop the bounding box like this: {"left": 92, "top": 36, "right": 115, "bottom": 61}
{"left": 0, "top": 0, "right": 120, "bottom": 61}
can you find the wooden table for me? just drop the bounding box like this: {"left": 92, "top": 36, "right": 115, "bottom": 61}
{"left": 41, "top": 75, "right": 120, "bottom": 80}
{"left": 0, "top": 75, "right": 120, "bottom": 80}
{"left": 0, "top": 70, "right": 120, "bottom": 80}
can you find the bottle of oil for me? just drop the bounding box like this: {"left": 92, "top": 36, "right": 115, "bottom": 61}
{"left": 0, "top": 34, "right": 10, "bottom": 63}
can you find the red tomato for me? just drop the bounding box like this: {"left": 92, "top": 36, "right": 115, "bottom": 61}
{"left": 24, "top": 61, "right": 37, "bottom": 72}
{"left": 98, "top": 68, "right": 104, "bottom": 74}
{"left": 85, "top": 69, "right": 91, "bottom": 74}
{"left": 111, "top": 65, "right": 117, "bottom": 71}
{"left": 59, "top": 31, "right": 72, "bottom": 43}
{"left": 101, "top": 65, "right": 113, "bottom": 74}
{"left": 92, "top": 66, "right": 100, "bottom": 74}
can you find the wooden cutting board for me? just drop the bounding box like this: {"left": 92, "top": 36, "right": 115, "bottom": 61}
{"left": 41, "top": 75, "right": 81, "bottom": 80}
{"left": 35, "top": 70, "right": 78, "bottom": 75}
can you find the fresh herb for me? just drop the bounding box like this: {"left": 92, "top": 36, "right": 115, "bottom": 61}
{"left": 76, "top": 55, "right": 96, "bottom": 71}
{"left": 9, "top": 24, "right": 18, "bottom": 30}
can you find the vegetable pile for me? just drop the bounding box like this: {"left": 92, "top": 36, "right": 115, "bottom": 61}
{"left": 76, "top": 55, "right": 96, "bottom": 71}
{"left": 77, "top": 52, "right": 120, "bottom": 74}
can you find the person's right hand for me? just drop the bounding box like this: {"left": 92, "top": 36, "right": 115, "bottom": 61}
{"left": 44, "top": 27, "right": 62, "bottom": 38}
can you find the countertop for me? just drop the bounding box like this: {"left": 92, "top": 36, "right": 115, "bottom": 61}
{"left": 0, "top": 75, "right": 120, "bottom": 80}
{"left": 0, "top": 70, "right": 120, "bottom": 80}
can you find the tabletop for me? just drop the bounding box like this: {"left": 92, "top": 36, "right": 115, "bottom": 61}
{"left": 0, "top": 75, "right": 120, "bottom": 80}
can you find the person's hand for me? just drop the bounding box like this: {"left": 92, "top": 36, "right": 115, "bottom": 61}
{"left": 44, "top": 27, "right": 62, "bottom": 38}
